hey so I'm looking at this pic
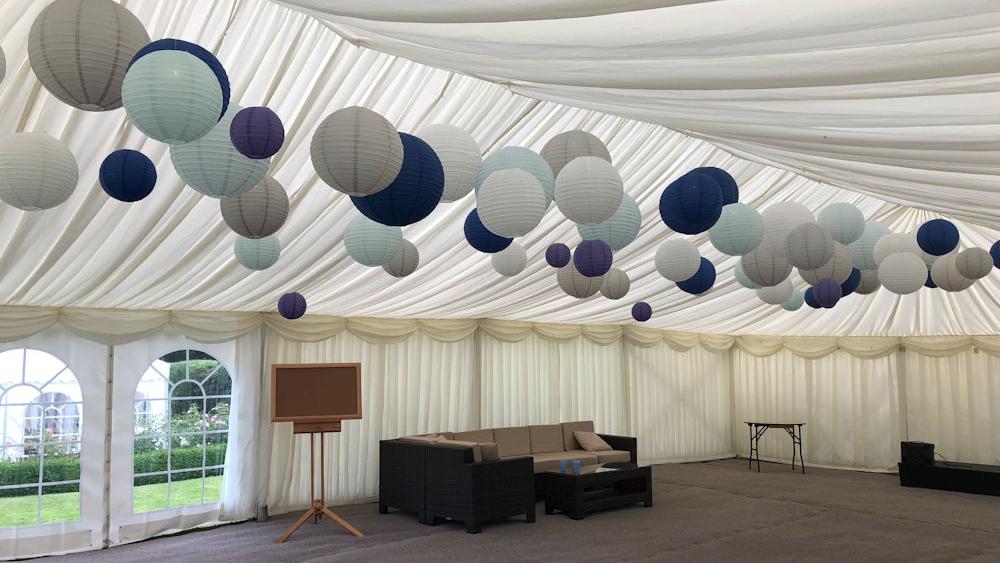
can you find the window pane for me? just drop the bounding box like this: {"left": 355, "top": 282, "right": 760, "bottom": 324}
{"left": 169, "top": 398, "right": 205, "bottom": 434}
{"left": 206, "top": 398, "right": 230, "bottom": 432}
{"left": 134, "top": 442, "right": 167, "bottom": 477}
{"left": 168, "top": 470, "right": 205, "bottom": 508}
{"left": 204, "top": 434, "right": 228, "bottom": 467}
{"left": 42, "top": 452, "right": 80, "bottom": 483}
{"left": 203, "top": 467, "right": 224, "bottom": 503}
{"left": 170, "top": 436, "right": 207, "bottom": 471}
{"left": 1, "top": 455, "right": 40, "bottom": 486}
{"left": 39, "top": 483, "right": 79, "bottom": 524}
{"left": 133, "top": 478, "right": 167, "bottom": 513}
{"left": 0, "top": 487, "right": 40, "bottom": 527}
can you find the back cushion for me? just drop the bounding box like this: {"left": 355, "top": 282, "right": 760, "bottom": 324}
{"left": 432, "top": 439, "right": 482, "bottom": 462}
{"left": 454, "top": 429, "right": 495, "bottom": 443}
{"left": 493, "top": 426, "right": 531, "bottom": 457}
{"left": 561, "top": 420, "right": 595, "bottom": 450}
{"left": 478, "top": 442, "right": 500, "bottom": 461}
{"left": 530, "top": 424, "right": 565, "bottom": 453}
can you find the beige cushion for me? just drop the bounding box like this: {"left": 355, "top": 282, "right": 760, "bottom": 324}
{"left": 530, "top": 450, "right": 599, "bottom": 473}
{"left": 574, "top": 431, "right": 612, "bottom": 452}
{"left": 493, "top": 426, "right": 531, "bottom": 458}
{"left": 398, "top": 435, "right": 439, "bottom": 444}
{"left": 529, "top": 424, "right": 565, "bottom": 454}
{"left": 453, "top": 429, "right": 495, "bottom": 443}
{"left": 431, "top": 438, "right": 482, "bottom": 462}
{"left": 596, "top": 450, "right": 631, "bottom": 464}
{"left": 561, "top": 421, "right": 595, "bottom": 450}
{"left": 478, "top": 442, "right": 500, "bottom": 461}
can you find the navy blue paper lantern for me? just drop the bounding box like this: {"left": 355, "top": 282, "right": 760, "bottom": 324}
{"left": 230, "top": 106, "right": 284, "bottom": 159}
{"left": 676, "top": 257, "right": 716, "bottom": 294}
{"left": 632, "top": 301, "right": 652, "bottom": 322}
{"left": 99, "top": 149, "right": 156, "bottom": 202}
{"left": 804, "top": 287, "right": 821, "bottom": 309}
{"left": 659, "top": 171, "right": 723, "bottom": 234}
{"left": 574, "top": 239, "right": 613, "bottom": 277}
{"left": 351, "top": 133, "right": 444, "bottom": 226}
{"left": 924, "top": 271, "right": 937, "bottom": 288}
{"left": 814, "top": 279, "right": 841, "bottom": 308}
{"left": 129, "top": 38, "right": 230, "bottom": 118}
{"left": 546, "top": 243, "right": 571, "bottom": 268}
{"left": 464, "top": 209, "right": 512, "bottom": 253}
{"left": 840, "top": 267, "right": 861, "bottom": 296}
{"left": 916, "top": 219, "right": 959, "bottom": 256}
{"left": 689, "top": 167, "right": 738, "bottom": 205}
{"left": 991, "top": 240, "right": 1000, "bottom": 269}
{"left": 278, "top": 292, "right": 307, "bottom": 320}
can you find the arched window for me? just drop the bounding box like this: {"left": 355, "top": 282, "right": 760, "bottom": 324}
{"left": 0, "top": 349, "right": 83, "bottom": 528}
{"left": 132, "top": 349, "right": 231, "bottom": 513}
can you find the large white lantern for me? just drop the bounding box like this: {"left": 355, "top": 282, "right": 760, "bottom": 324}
{"left": 383, "top": 239, "right": 419, "bottom": 277}
{"left": 491, "top": 242, "right": 528, "bottom": 277}
{"left": 0, "top": 132, "right": 78, "bottom": 210}
{"left": 311, "top": 106, "right": 404, "bottom": 196}
{"left": 541, "top": 130, "right": 612, "bottom": 176}
{"left": 800, "top": 242, "right": 853, "bottom": 285}
{"left": 708, "top": 203, "right": 763, "bottom": 256}
{"left": 740, "top": 247, "right": 792, "bottom": 287}
{"left": 757, "top": 279, "right": 793, "bottom": 305}
{"left": 234, "top": 235, "right": 280, "bottom": 270}
{"left": 418, "top": 124, "right": 481, "bottom": 202}
{"left": 344, "top": 214, "right": 403, "bottom": 267}
{"left": 931, "top": 252, "right": 975, "bottom": 291}
{"left": 817, "top": 202, "right": 865, "bottom": 245}
{"left": 220, "top": 176, "right": 288, "bottom": 238}
{"left": 655, "top": 239, "right": 701, "bottom": 282}
{"left": 786, "top": 223, "right": 833, "bottom": 270}
{"left": 577, "top": 194, "right": 641, "bottom": 251}
{"left": 600, "top": 268, "right": 630, "bottom": 300}
{"left": 555, "top": 156, "right": 624, "bottom": 225}
{"left": 171, "top": 105, "right": 269, "bottom": 198}
{"left": 760, "top": 201, "right": 814, "bottom": 257}
{"left": 848, "top": 220, "right": 890, "bottom": 270}
{"left": 878, "top": 252, "right": 926, "bottom": 294}
{"left": 735, "top": 262, "right": 762, "bottom": 289}
{"left": 476, "top": 147, "right": 555, "bottom": 205}
{"left": 854, "top": 269, "right": 881, "bottom": 294}
{"left": 557, "top": 265, "right": 603, "bottom": 298}
{"left": 873, "top": 233, "right": 918, "bottom": 266}
{"left": 955, "top": 247, "right": 992, "bottom": 280}
{"left": 477, "top": 169, "right": 547, "bottom": 237}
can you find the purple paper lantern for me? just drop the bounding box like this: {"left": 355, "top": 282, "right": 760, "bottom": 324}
{"left": 574, "top": 239, "right": 613, "bottom": 277}
{"left": 813, "top": 279, "right": 841, "bottom": 308}
{"left": 278, "top": 292, "right": 307, "bottom": 320}
{"left": 632, "top": 301, "right": 652, "bottom": 322}
{"left": 546, "top": 243, "right": 571, "bottom": 268}
{"left": 230, "top": 106, "right": 284, "bottom": 159}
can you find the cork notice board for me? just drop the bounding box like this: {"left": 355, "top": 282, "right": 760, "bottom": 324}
{"left": 271, "top": 363, "right": 362, "bottom": 423}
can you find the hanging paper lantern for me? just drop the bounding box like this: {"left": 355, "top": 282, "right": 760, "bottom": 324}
{"left": 677, "top": 258, "right": 716, "bottom": 295}
{"left": 491, "top": 243, "right": 528, "bottom": 277}
{"left": 917, "top": 219, "right": 959, "bottom": 256}
{"left": 735, "top": 262, "right": 762, "bottom": 289}
{"left": 800, "top": 242, "right": 853, "bottom": 285}
{"left": 991, "top": 241, "right": 1000, "bottom": 269}
{"left": 574, "top": 239, "right": 614, "bottom": 278}
{"left": 760, "top": 201, "right": 814, "bottom": 257}
{"left": 631, "top": 302, "right": 653, "bottom": 322}
{"left": 0, "top": 132, "right": 78, "bottom": 210}
{"left": 740, "top": 247, "right": 792, "bottom": 287}
{"left": 557, "top": 265, "right": 604, "bottom": 298}
{"left": 814, "top": 279, "right": 841, "bottom": 308}
{"left": 344, "top": 214, "right": 403, "bottom": 267}
{"left": 541, "top": 130, "right": 611, "bottom": 177}
{"left": 464, "top": 209, "right": 512, "bottom": 253}
{"left": 418, "top": 124, "right": 481, "bottom": 203}
{"left": 230, "top": 107, "right": 284, "bottom": 159}
{"left": 817, "top": 202, "right": 865, "bottom": 245}
{"left": 757, "top": 279, "right": 793, "bottom": 305}
{"left": 855, "top": 270, "right": 881, "bottom": 295}
{"left": 708, "top": 203, "right": 763, "bottom": 256}
{"left": 955, "top": 247, "right": 992, "bottom": 280}
{"left": 555, "top": 156, "right": 624, "bottom": 225}
{"left": 600, "top": 269, "right": 630, "bottom": 300}
{"left": 655, "top": 239, "right": 701, "bottom": 282}
{"left": 930, "top": 253, "right": 974, "bottom": 292}
{"left": 659, "top": 171, "right": 723, "bottom": 234}
{"left": 689, "top": 167, "right": 738, "bottom": 205}
{"left": 383, "top": 240, "right": 420, "bottom": 277}
{"left": 220, "top": 177, "right": 288, "bottom": 238}
{"left": 782, "top": 289, "right": 804, "bottom": 311}
{"left": 803, "top": 287, "right": 821, "bottom": 309}
{"left": 0, "top": 45, "right": 5, "bottom": 86}
{"left": 848, "top": 221, "right": 891, "bottom": 270}
{"left": 130, "top": 38, "right": 229, "bottom": 116}
{"left": 170, "top": 105, "right": 269, "bottom": 198}
{"left": 28, "top": 0, "right": 150, "bottom": 111}
{"left": 577, "top": 194, "right": 641, "bottom": 251}
{"left": 278, "top": 292, "right": 307, "bottom": 320}
{"left": 786, "top": 223, "right": 834, "bottom": 270}
{"left": 351, "top": 133, "right": 444, "bottom": 226}
{"left": 924, "top": 271, "right": 937, "bottom": 289}
{"left": 477, "top": 147, "right": 555, "bottom": 205}
{"left": 840, "top": 268, "right": 861, "bottom": 296}
{"left": 878, "top": 252, "right": 926, "bottom": 294}
{"left": 234, "top": 235, "right": 280, "bottom": 270}
{"left": 546, "top": 243, "right": 572, "bottom": 268}
{"left": 873, "top": 233, "right": 924, "bottom": 266}
{"left": 477, "top": 168, "right": 547, "bottom": 237}
{"left": 311, "top": 106, "right": 404, "bottom": 196}
{"left": 99, "top": 149, "right": 156, "bottom": 202}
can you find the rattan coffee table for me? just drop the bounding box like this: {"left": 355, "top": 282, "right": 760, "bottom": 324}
{"left": 542, "top": 463, "right": 652, "bottom": 520}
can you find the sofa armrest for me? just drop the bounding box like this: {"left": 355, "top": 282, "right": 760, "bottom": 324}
{"left": 599, "top": 433, "right": 637, "bottom": 464}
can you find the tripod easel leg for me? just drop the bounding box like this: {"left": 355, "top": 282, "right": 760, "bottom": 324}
{"left": 320, "top": 505, "right": 365, "bottom": 538}
{"left": 277, "top": 507, "right": 319, "bottom": 544}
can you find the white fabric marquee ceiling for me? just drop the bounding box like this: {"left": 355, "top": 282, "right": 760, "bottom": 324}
{"left": 0, "top": 0, "right": 998, "bottom": 336}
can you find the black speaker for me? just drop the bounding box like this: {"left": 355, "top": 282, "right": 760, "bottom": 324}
{"left": 901, "top": 441, "right": 934, "bottom": 465}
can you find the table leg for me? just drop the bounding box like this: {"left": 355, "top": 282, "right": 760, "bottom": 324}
{"left": 798, "top": 425, "right": 805, "bottom": 474}
{"left": 748, "top": 424, "right": 752, "bottom": 470}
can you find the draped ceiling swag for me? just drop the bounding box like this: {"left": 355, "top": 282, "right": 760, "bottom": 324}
{"left": 0, "top": 0, "right": 998, "bottom": 336}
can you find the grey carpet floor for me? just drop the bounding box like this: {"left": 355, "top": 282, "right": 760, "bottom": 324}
{"left": 41, "top": 458, "right": 1000, "bottom": 562}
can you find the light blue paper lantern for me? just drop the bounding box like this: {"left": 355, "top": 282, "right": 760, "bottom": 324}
{"left": 234, "top": 235, "right": 280, "bottom": 270}
{"left": 848, "top": 220, "right": 891, "bottom": 270}
{"left": 734, "top": 262, "right": 762, "bottom": 289}
{"left": 782, "top": 288, "right": 804, "bottom": 311}
{"left": 708, "top": 203, "right": 763, "bottom": 256}
{"left": 122, "top": 50, "right": 222, "bottom": 144}
{"left": 818, "top": 202, "right": 865, "bottom": 245}
{"left": 171, "top": 105, "right": 270, "bottom": 198}
{"left": 344, "top": 214, "right": 403, "bottom": 267}
{"left": 577, "top": 194, "right": 641, "bottom": 251}
{"left": 476, "top": 147, "right": 555, "bottom": 206}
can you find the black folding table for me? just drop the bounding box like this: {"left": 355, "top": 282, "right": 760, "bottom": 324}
{"left": 745, "top": 422, "right": 805, "bottom": 473}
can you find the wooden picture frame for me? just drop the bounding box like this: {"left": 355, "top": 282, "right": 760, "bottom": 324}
{"left": 270, "top": 363, "right": 362, "bottom": 424}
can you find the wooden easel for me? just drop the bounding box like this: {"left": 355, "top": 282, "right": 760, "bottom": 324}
{"left": 276, "top": 421, "right": 365, "bottom": 543}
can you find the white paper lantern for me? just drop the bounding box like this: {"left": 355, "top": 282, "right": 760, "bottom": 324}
{"left": 782, "top": 288, "right": 804, "bottom": 311}
{"left": 708, "top": 203, "right": 763, "bottom": 256}
{"left": 740, "top": 247, "right": 792, "bottom": 287}
{"left": 557, "top": 264, "right": 604, "bottom": 298}
{"left": 171, "top": 105, "right": 269, "bottom": 198}
{"left": 477, "top": 168, "right": 547, "bottom": 237}
{"left": 878, "top": 252, "right": 926, "bottom": 294}
{"left": 873, "top": 233, "right": 919, "bottom": 266}
{"left": 848, "top": 220, "right": 890, "bottom": 270}
{"left": 931, "top": 252, "right": 975, "bottom": 292}
{"left": 600, "top": 268, "right": 630, "bottom": 300}
{"left": 757, "top": 279, "right": 793, "bottom": 305}
{"left": 0, "top": 132, "right": 78, "bottom": 210}
{"left": 555, "top": 156, "right": 624, "bottom": 225}
{"left": 655, "top": 239, "right": 701, "bottom": 282}
{"left": 476, "top": 147, "right": 555, "bottom": 205}
{"left": 29, "top": 0, "right": 150, "bottom": 111}
{"left": 955, "top": 247, "right": 992, "bottom": 280}
{"left": 854, "top": 269, "right": 881, "bottom": 294}
{"left": 383, "top": 239, "right": 419, "bottom": 277}
{"left": 760, "top": 202, "right": 814, "bottom": 257}
{"left": 220, "top": 176, "right": 288, "bottom": 238}
{"left": 786, "top": 223, "right": 834, "bottom": 270}
{"left": 418, "top": 124, "right": 481, "bottom": 203}
{"left": 234, "top": 235, "right": 280, "bottom": 270}
{"left": 311, "top": 106, "right": 404, "bottom": 196}
{"left": 800, "top": 242, "right": 853, "bottom": 285}
{"left": 541, "top": 130, "right": 611, "bottom": 176}
{"left": 817, "top": 202, "right": 865, "bottom": 245}
{"left": 735, "top": 262, "right": 762, "bottom": 289}
{"left": 0, "top": 45, "right": 6, "bottom": 86}
{"left": 577, "top": 194, "right": 641, "bottom": 251}
{"left": 344, "top": 214, "right": 402, "bottom": 267}
{"left": 491, "top": 242, "right": 528, "bottom": 277}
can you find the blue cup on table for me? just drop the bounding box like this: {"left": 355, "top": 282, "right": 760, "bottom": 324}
{"left": 559, "top": 459, "right": 568, "bottom": 473}
{"left": 571, "top": 460, "right": 582, "bottom": 475}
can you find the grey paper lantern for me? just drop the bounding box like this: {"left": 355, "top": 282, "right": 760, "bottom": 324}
{"left": 555, "top": 156, "right": 624, "bottom": 225}
{"left": 708, "top": 203, "right": 763, "bottom": 256}
{"left": 557, "top": 265, "right": 604, "bottom": 298}
{"left": 955, "top": 247, "right": 992, "bottom": 280}
{"left": 418, "top": 124, "right": 481, "bottom": 202}
{"left": 344, "top": 214, "right": 402, "bottom": 267}
{"left": 491, "top": 242, "right": 527, "bottom": 277}
{"left": 800, "top": 242, "right": 853, "bottom": 285}
{"left": 476, "top": 147, "right": 555, "bottom": 205}
{"left": 220, "top": 176, "right": 288, "bottom": 238}
{"left": 171, "top": 104, "right": 269, "bottom": 198}
{"left": 878, "top": 252, "right": 926, "bottom": 295}
{"left": 740, "top": 247, "right": 792, "bottom": 287}
{"left": 0, "top": 45, "right": 5, "bottom": 86}
{"left": 577, "top": 194, "right": 641, "bottom": 251}
{"left": 873, "top": 233, "right": 923, "bottom": 266}
{"left": 931, "top": 252, "right": 975, "bottom": 291}
{"left": 477, "top": 168, "right": 547, "bottom": 237}
{"left": 0, "top": 132, "right": 78, "bottom": 210}
{"left": 311, "top": 106, "right": 404, "bottom": 196}
{"left": 782, "top": 288, "right": 804, "bottom": 311}
{"left": 383, "top": 239, "right": 419, "bottom": 277}
{"left": 817, "top": 202, "right": 865, "bottom": 245}
{"left": 848, "top": 220, "right": 890, "bottom": 270}
{"left": 234, "top": 235, "right": 280, "bottom": 270}
{"left": 761, "top": 202, "right": 814, "bottom": 257}
{"left": 735, "top": 262, "right": 762, "bottom": 289}
{"left": 854, "top": 269, "right": 881, "bottom": 295}
{"left": 541, "top": 130, "right": 611, "bottom": 177}
{"left": 655, "top": 239, "right": 701, "bottom": 282}
{"left": 757, "top": 279, "right": 793, "bottom": 305}
{"left": 28, "top": 0, "right": 150, "bottom": 111}
{"left": 786, "top": 223, "right": 834, "bottom": 270}
{"left": 600, "top": 268, "right": 631, "bottom": 300}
